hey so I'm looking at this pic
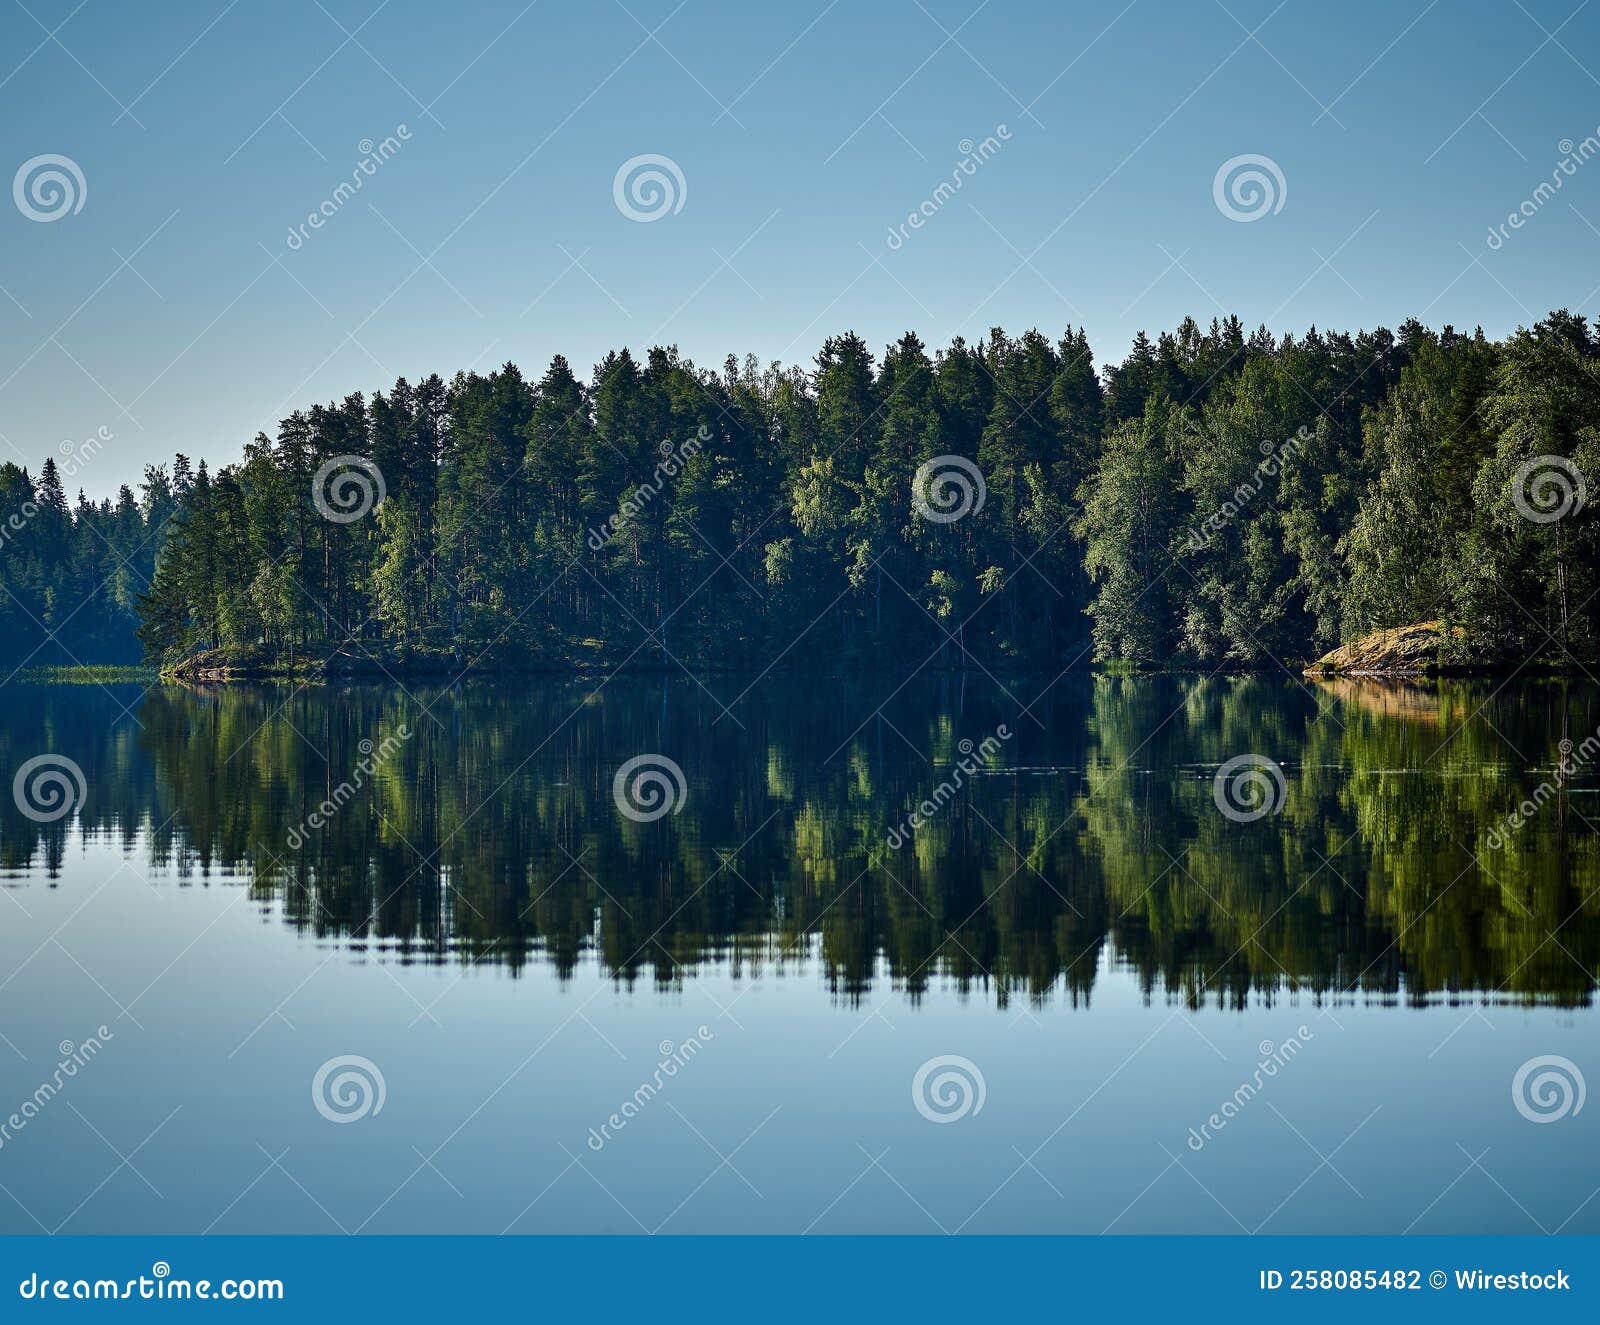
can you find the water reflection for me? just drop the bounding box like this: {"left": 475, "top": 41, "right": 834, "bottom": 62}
{"left": 2, "top": 675, "right": 1597, "bottom": 1007}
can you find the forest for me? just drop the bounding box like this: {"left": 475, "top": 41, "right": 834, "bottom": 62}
{"left": 1, "top": 309, "right": 1596, "bottom": 674}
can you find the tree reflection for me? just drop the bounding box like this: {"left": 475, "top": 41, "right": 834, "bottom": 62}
{"left": 1, "top": 675, "right": 1595, "bottom": 1008}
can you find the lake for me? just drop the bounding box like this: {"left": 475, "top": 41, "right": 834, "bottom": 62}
{"left": 0, "top": 673, "right": 1595, "bottom": 1235}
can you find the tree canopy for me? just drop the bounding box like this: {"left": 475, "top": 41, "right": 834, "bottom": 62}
{"left": 2, "top": 310, "right": 1595, "bottom": 673}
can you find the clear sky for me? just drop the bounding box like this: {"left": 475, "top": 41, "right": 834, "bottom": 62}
{"left": 3, "top": 0, "right": 1600, "bottom": 496}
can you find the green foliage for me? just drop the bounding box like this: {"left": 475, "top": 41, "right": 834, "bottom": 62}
{"left": 5, "top": 674, "right": 1595, "bottom": 1006}
{"left": 5, "top": 312, "right": 1595, "bottom": 674}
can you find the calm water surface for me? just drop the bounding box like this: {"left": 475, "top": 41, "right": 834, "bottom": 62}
{"left": 1, "top": 675, "right": 1596, "bottom": 1234}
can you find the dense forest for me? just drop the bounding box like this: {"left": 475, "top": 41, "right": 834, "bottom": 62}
{"left": 2, "top": 310, "right": 1597, "bottom": 674}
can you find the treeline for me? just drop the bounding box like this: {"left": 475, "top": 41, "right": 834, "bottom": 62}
{"left": 0, "top": 440, "right": 170, "bottom": 666}
{"left": 5, "top": 310, "right": 1598, "bottom": 672}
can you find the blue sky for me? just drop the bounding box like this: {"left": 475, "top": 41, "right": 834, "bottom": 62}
{"left": 3, "top": 0, "right": 1600, "bottom": 495}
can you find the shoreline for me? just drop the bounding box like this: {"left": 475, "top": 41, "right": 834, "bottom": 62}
{"left": 14, "top": 659, "right": 1593, "bottom": 686}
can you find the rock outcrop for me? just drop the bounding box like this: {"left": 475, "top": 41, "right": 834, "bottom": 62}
{"left": 1303, "top": 621, "right": 1461, "bottom": 676}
